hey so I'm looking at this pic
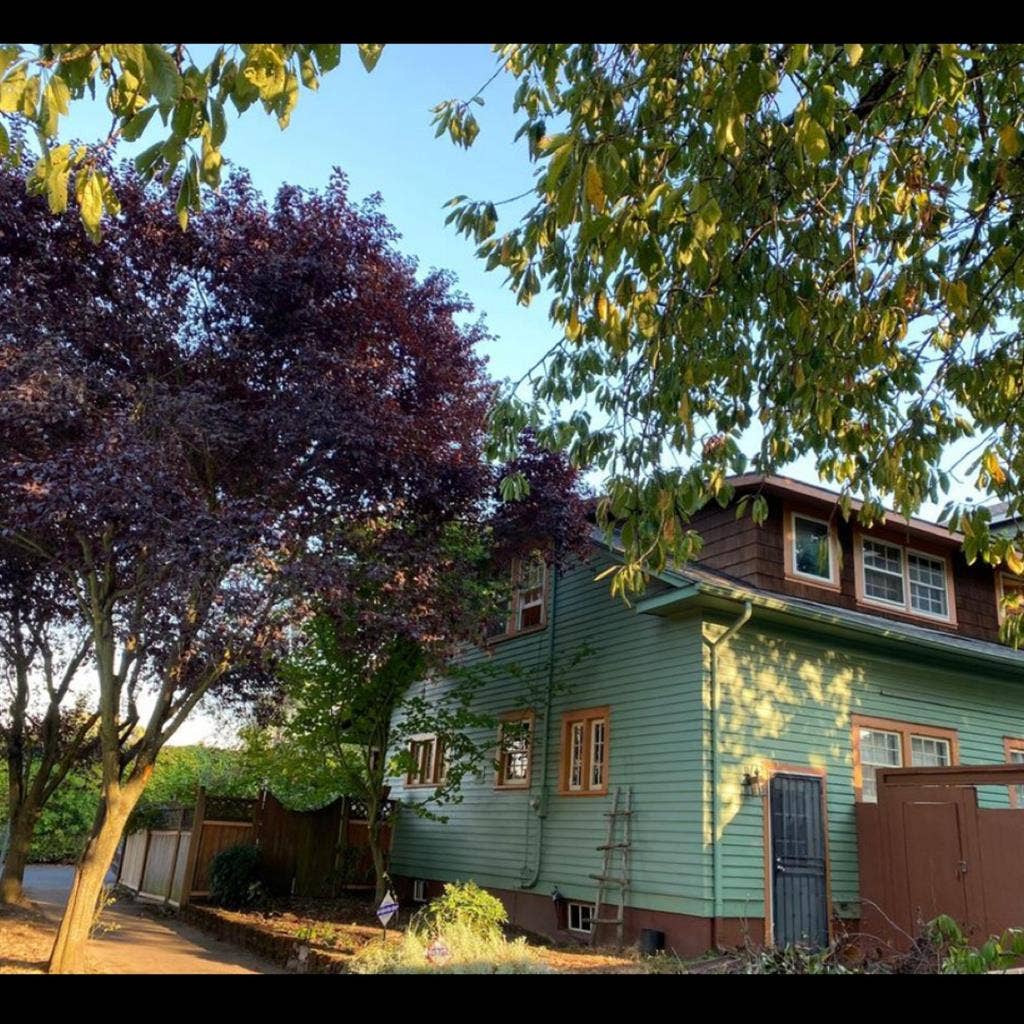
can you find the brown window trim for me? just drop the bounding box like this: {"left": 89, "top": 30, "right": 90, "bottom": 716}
{"left": 1005, "top": 737, "right": 1024, "bottom": 808}
{"left": 852, "top": 531, "right": 958, "bottom": 627}
{"left": 484, "top": 555, "right": 550, "bottom": 645}
{"left": 759, "top": 762, "right": 834, "bottom": 948}
{"left": 996, "top": 572, "right": 1024, "bottom": 626}
{"left": 405, "top": 734, "right": 446, "bottom": 789}
{"left": 851, "top": 713, "right": 959, "bottom": 802}
{"left": 783, "top": 506, "right": 841, "bottom": 592}
{"left": 558, "top": 706, "right": 610, "bottom": 797}
{"left": 495, "top": 710, "right": 535, "bottom": 790}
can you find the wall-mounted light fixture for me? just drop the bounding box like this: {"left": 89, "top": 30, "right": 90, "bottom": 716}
{"left": 742, "top": 768, "right": 767, "bottom": 797}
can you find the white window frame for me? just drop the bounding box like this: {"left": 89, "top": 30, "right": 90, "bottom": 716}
{"left": 496, "top": 711, "right": 534, "bottom": 789}
{"left": 853, "top": 715, "right": 958, "bottom": 803}
{"left": 513, "top": 555, "right": 547, "bottom": 633}
{"left": 788, "top": 511, "right": 839, "bottom": 587}
{"left": 855, "top": 534, "right": 955, "bottom": 624}
{"left": 412, "top": 879, "right": 427, "bottom": 902}
{"left": 567, "top": 901, "right": 594, "bottom": 934}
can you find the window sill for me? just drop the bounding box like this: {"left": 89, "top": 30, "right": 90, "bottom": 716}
{"left": 784, "top": 571, "right": 840, "bottom": 593}
{"left": 483, "top": 623, "right": 548, "bottom": 647}
{"left": 404, "top": 782, "right": 445, "bottom": 790}
{"left": 557, "top": 788, "right": 609, "bottom": 798}
{"left": 854, "top": 597, "right": 957, "bottom": 628}
{"left": 494, "top": 782, "right": 531, "bottom": 791}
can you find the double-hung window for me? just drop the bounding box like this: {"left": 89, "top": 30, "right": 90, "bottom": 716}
{"left": 852, "top": 715, "right": 957, "bottom": 802}
{"left": 406, "top": 734, "right": 446, "bottom": 787}
{"left": 857, "top": 536, "right": 954, "bottom": 623}
{"left": 560, "top": 707, "right": 609, "bottom": 796}
{"left": 485, "top": 554, "right": 549, "bottom": 641}
{"left": 496, "top": 711, "right": 534, "bottom": 789}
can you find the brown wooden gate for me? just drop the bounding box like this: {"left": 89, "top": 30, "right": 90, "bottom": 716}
{"left": 857, "top": 763, "right": 1024, "bottom": 952}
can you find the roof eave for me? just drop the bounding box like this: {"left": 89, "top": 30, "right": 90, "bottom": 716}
{"left": 637, "top": 576, "right": 1024, "bottom": 678}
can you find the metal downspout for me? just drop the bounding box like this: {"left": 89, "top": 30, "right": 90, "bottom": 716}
{"left": 522, "top": 568, "right": 558, "bottom": 889}
{"left": 705, "top": 599, "right": 752, "bottom": 951}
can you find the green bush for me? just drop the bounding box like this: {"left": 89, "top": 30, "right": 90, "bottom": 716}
{"left": 412, "top": 881, "right": 508, "bottom": 940}
{"left": 208, "top": 843, "right": 266, "bottom": 909}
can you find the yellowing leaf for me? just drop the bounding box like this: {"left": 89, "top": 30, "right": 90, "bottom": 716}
{"left": 845, "top": 44, "right": 864, "bottom": 67}
{"left": 78, "top": 170, "right": 104, "bottom": 241}
{"left": 999, "top": 124, "right": 1022, "bottom": 158}
{"left": 585, "top": 160, "right": 605, "bottom": 210}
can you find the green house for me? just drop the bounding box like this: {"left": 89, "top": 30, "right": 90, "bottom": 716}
{"left": 388, "top": 475, "right": 1024, "bottom": 955}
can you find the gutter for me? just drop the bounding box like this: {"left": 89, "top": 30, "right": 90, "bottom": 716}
{"left": 703, "top": 600, "right": 752, "bottom": 952}
{"left": 522, "top": 568, "right": 557, "bottom": 889}
{"left": 640, "top": 577, "right": 1024, "bottom": 677}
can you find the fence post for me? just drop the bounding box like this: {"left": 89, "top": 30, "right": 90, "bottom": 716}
{"left": 165, "top": 805, "right": 185, "bottom": 906}
{"left": 178, "top": 786, "right": 206, "bottom": 908}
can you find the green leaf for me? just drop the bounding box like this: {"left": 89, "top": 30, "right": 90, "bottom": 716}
{"left": 357, "top": 44, "right": 384, "bottom": 72}
{"left": 313, "top": 44, "right": 341, "bottom": 73}
{"left": 142, "top": 44, "right": 183, "bottom": 107}
{"left": 122, "top": 104, "right": 157, "bottom": 142}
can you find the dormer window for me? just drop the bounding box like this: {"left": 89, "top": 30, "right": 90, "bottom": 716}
{"left": 855, "top": 535, "right": 955, "bottom": 624}
{"left": 996, "top": 572, "right": 1024, "bottom": 625}
{"left": 785, "top": 510, "right": 839, "bottom": 589}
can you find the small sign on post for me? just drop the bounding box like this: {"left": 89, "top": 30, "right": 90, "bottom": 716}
{"left": 376, "top": 888, "right": 399, "bottom": 937}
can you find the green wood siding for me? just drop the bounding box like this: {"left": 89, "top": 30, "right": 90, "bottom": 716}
{"left": 390, "top": 561, "right": 1024, "bottom": 929}
{"left": 390, "top": 553, "right": 709, "bottom": 917}
{"left": 709, "top": 616, "right": 1024, "bottom": 920}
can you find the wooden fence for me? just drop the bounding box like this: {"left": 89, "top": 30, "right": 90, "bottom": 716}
{"left": 116, "top": 787, "right": 395, "bottom": 906}
{"left": 857, "top": 763, "right": 1024, "bottom": 953}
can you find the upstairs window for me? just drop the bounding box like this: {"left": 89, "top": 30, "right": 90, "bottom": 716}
{"left": 996, "top": 573, "right": 1024, "bottom": 625}
{"left": 787, "top": 511, "right": 838, "bottom": 587}
{"left": 485, "top": 554, "right": 549, "bottom": 642}
{"left": 856, "top": 536, "right": 954, "bottom": 623}
{"left": 513, "top": 554, "right": 547, "bottom": 632}
{"left": 406, "top": 735, "right": 446, "bottom": 788}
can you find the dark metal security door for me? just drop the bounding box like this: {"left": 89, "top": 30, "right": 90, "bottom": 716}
{"left": 770, "top": 773, "right": 829, "bottom": 948}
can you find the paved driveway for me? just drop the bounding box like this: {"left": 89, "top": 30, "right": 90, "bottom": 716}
{"left": 23, "top": 865, "right": 283, "bottom": 974}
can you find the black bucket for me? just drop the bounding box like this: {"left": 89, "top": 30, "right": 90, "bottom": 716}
{"left": 638, "top": 928, "right": 665, "bottom": 955}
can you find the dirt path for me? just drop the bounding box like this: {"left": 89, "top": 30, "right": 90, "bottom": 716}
{"left": 21, "top": 865, "right": 284, "bottom": 974}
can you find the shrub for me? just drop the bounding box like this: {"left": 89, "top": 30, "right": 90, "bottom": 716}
{"left": 350, "top": 922, "right": 548, "bottom": 974}
{"left": 735, "top": 943, "right": 851, "bottom": 974}
{"left": 412, "top": 881, "right": 507, "bottom": 940}
{"left": 208, "top": 843, "right": 267, "bottom": 909}
{"left": 929, "top": 914, "right": 1024, "bottom": 974}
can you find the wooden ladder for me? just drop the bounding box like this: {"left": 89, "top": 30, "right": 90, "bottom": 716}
{"left": 588, "top": 785, "right": 632, "bottom": 948}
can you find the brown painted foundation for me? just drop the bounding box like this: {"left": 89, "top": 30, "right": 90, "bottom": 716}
{"left": 393, "top": 875, "right": 764, "bottom": 957}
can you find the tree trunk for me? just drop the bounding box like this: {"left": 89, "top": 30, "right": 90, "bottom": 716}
{"left": 0, "top": 802, "right": 40, "bottom": 905}
{"left": 46, "top": 781, "right": 142, "bottom": 974}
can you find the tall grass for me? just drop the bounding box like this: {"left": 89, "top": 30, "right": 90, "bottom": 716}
{"left": 349, "top": 922, "right": 550, "bottom": 974}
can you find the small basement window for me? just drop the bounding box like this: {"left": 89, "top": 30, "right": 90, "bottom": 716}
{"left": 412, "top": 879, "right": 427, "bottom": 902}
{"left": 567, "top": 902, "right": 593, "bottom": 934}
